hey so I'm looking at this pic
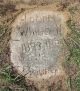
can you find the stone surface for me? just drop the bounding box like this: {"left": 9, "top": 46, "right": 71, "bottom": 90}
{"left": 10, "top": 10, "right": 68, "bottom": 90}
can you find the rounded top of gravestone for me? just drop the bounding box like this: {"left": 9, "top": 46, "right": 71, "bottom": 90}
{"left": 10, "top": 10, "right": 68, "bottom": 81}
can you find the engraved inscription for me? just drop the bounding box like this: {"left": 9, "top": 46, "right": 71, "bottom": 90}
{"left": 11, "top": 11, "right": 64, "bottom": 76}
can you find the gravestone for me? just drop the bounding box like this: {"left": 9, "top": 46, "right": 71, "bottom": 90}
{"left": 10, "top": 10, "right": 68, "bottom": 91}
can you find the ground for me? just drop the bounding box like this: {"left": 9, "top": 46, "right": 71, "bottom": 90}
{"left": 0, "top": 0, "right": 80, "bottom": 91}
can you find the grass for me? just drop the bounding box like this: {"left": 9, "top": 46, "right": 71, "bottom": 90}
{"left": 1, "top": 87, "right": 12, "bottom": 91}
{"left": 69, "top": 6, "right": 78, "bottom": 14}
{"left": 65, "top": 18, "right": 80, "bottom": 91}
{"left": 0, "top": 60, "right": 37, "bottom": 90}
{"left": 0, "top": 64, "right": 32, "bottom": 91}
{"left": 0, "top": 64, "right": 21, "bottom": 83}
{"left": 0, "top": 2, "right": 16, "bottom": 16}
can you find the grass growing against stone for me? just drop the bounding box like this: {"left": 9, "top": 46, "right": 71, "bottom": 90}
{"left": 0, "top": 64, "right": 30, "bottom": 91}
{"left": 65, "top": 19, "right": 80, "bottom": 91}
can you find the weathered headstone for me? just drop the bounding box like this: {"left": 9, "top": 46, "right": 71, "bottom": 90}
{"left": 10, "top": 10, "right": 68, "bottom": 91}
